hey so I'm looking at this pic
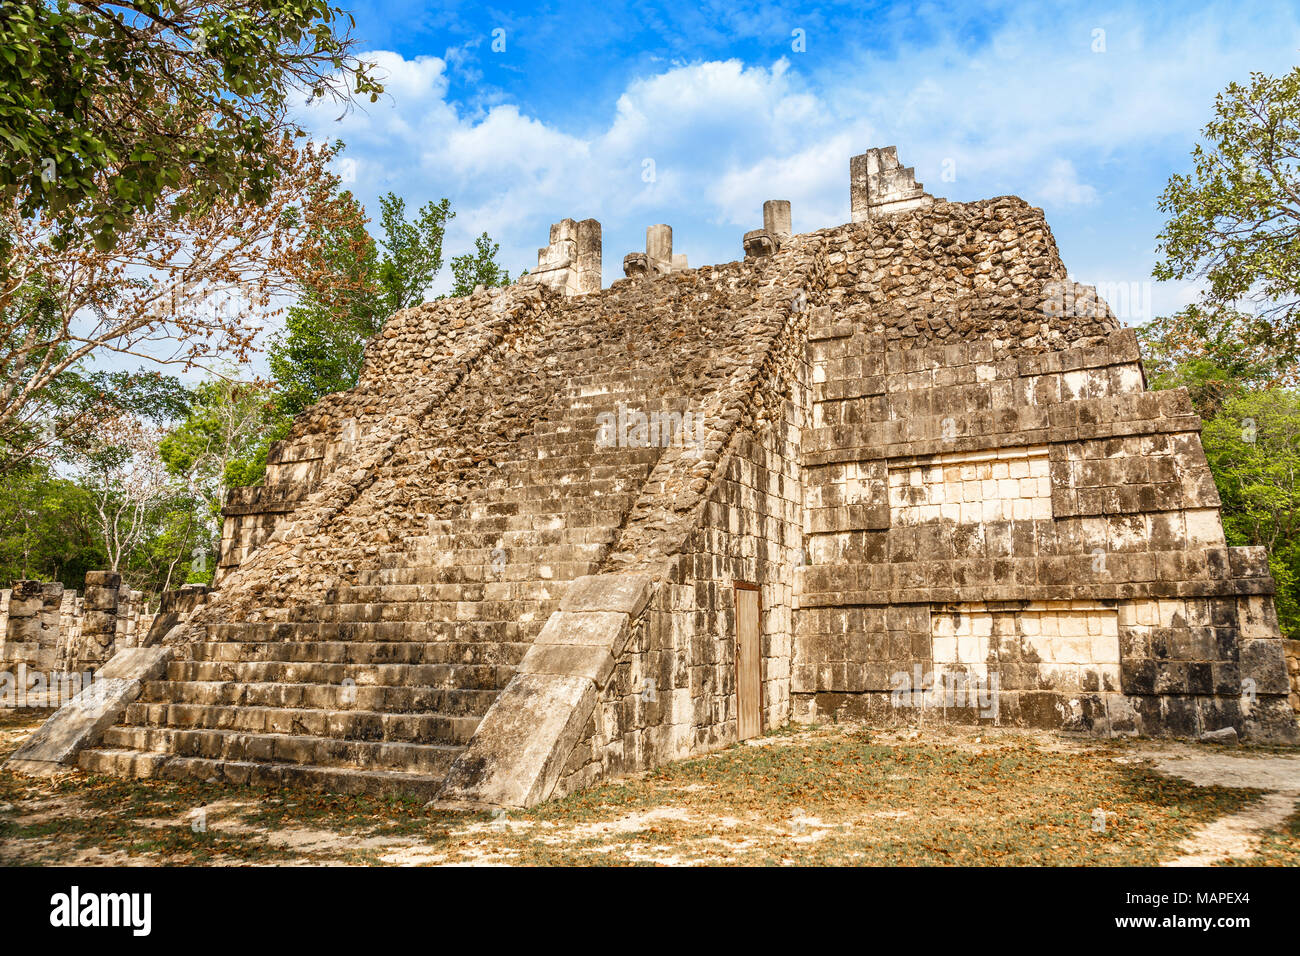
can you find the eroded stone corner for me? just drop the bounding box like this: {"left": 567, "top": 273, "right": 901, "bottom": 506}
{"left": 436, "top": 573, "right": 655, "bottom": 808}
{"left": 5, "top": 646, "right": 174, "bottom": 775}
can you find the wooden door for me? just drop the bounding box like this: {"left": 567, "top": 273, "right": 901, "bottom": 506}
{"left": 735, "top": 584, "right": 762, "bottom": 740}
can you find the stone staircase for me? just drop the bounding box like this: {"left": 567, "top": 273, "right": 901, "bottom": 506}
{"left": 79, "top": 367, "right": 690, "bottom": 796}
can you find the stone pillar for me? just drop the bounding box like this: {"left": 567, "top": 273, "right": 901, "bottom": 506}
{"left": 0, "top": 589, "right": 10, "bottom": 650}
{"left": 624, "top": 224, "right": 687, "bottom": 277}
{"left": 78, "top": 571, "right": 121, "bottom": 671}
{"left": 850, "top": 146, "right": 933, "bottom": 223}
{"left": 113, "top": 588, "right": 146, "bottom": 649}
{"left": 646, "top": 224, "right": 672, "bottom": 265}
{"left": 744, "top": 200, "right": 794, "bottom": 259}
{"left": 57, "top": 590, "right": 82, "bottom": 670}
{"left": 36, "top": 582, "right": 64, "bottom": 670}
{"left": 524, "top": 218, "right": 602, "bottom": 296}
{"left": 575, "top": 220, "right": 602, "bottom": 294}
{"left": 763, "top": 200, "right": 792, "bottom": 242}
{"left": 5, "top": 580, "right": 43, "bottom": 653}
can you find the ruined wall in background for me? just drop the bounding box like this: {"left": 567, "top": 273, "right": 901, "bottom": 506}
{"left": 0, "top": 574, "right": 155, "bottom": 694}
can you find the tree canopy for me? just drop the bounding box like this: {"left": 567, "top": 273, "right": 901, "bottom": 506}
{"left": 1155, "top": 65, "right": 1300, "bottom": 361}
{"left": 0, "top": 0, "right": 381, "bottom": 252}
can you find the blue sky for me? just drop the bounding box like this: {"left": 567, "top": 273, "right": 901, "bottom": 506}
{"left": 291, "top": 0, "right": 1300, "bottom": 324}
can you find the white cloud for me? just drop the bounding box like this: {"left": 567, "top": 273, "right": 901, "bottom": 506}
{"left": 1036, "top": 159, "right": 1099, "bottom": 207}
{"left": 289, "top": 2, "right": 1300, "bottom": 303}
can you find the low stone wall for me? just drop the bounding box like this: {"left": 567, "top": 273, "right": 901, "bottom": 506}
{"left": 0, "top": 574, "right": 156, "bottom": 700}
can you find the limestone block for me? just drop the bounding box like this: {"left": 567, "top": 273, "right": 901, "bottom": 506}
{"left": 5, "top": 646, "right": 173, "bottom": 774}
{"left": 1240, "top": 639, "right": 1290, "bottom": 696}
{"left": 850, "top": 146, "right": 934, "bottom": 223}
{"left": 437, "top": 674, "right": 597, "bottom": 808}
{"left": 83, "top": 571, "right": 122, "bottom": 591}
{"left": 560, "top": 573, "right": 654, "bottom": 616}
{"left": 743, "top": 229, "right": 776, "bottom": 260}
{"left": 646, "top": 224, "right": 672, "bottom": 264}
{"left": 763, "top": 199, "right": 792, "bottom": 242}
{"left": 524, "top": 218, "right": 602, "bottom": 296}
{"left": 535, "top": 610, "right": 631, "bottom": 654}
{"left": 519, "top": 642, "right": 617, "bottom": 685}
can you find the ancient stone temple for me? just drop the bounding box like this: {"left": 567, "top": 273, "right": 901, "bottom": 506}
{"left": 46, "top": 146, "right": 1296, "bottom": 807}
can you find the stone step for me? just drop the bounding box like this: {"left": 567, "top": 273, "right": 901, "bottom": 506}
{"left": 283, "top": 597, "right": 557, "bottom": 624}
{"left": 558, "top": 389, "right": 688, "bottom": 405}
{"left": 140, "top": 679, "right": 498, "bottom": 715}
{"left": 502, "top": 463, "right": 655, "bottom": 486}
{"left": 202, "top": 620, "right": 539, "bottom": 644}
{"left": 330, "top": 580, "right": 560, "bottom": 605}
{"left": 167, "top": 658, "right": 510, "bottom": 691}
{"left": 78, "top": 748, "right": 448, "bottom": 799}
{"left": 123, "top": 701, "right": 481, "bottom": 746}
{"left": 381, "top": 509, "right": 625, "bottom": 535}
{"left": 190, "top": 640, "right": 529, "bottom": 666}
{"left": 398, "top": 530, "right": 614, "bottom": 551}
{"left": 527, "top": 452, "right": 661, "bottom": 471}
{"left": 553, "top": 403, "right": 691, "bottom": 420}
{"left": 562, "top": 374, "right": 676, "bottom": 391}
{"left": 464, "top": 493, "right": 637, "bottom": 516}
{"left": 497, "top": 477, "right": 646, "bottom": 498}
{"left": 99, "top": 725, "right": 460, "bottom": 776}
{"left": 354, "top": 560, "right": 599, "bottom": 586}
{"left": 98, "top": 724, "right": 463, "bottom": 776}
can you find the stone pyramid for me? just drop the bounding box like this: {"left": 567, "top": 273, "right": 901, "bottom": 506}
{"left": 59, "top": 147, "right": 1295, "bottom": 808}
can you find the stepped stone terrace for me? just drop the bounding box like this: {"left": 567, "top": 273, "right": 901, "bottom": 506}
{"left": 10, "top": 147, "right": 1299, "bottom": 808}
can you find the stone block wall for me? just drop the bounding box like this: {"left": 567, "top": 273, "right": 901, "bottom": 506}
{"left": 794, "top": 210, "right": 1295, "bottom": 738}
{"left": 1285, "top": 639, "right": 1300, "bottom": 715}
{"left": 0, "top": 573, "right": 156, "bottom": 690}
{"left": 1, "top": 581, "right": 59, "bottom": 672}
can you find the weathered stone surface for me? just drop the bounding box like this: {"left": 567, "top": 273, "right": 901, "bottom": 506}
{"left": 559, "top": 574, "right": 653, "bottom": 616}
{"left": 536, "top": 610, "right": 631, "bottom": 651}
{"left": 141, "top": 584, "right": 210, "bottom": 647}
{"left": 1200, "top": 726, "right": 1238, "bottom": 744}
{"left": 519, "top": 642, "right": 616, "bottom": 684}
{"left": 524, "top": 217, "right": 602, "bottom": 296}
{"left": 438, "top": 673, "right": 596, "bottom": 807}
{"left": 851, "top": 145, "right": 935, "bottom": 222}
{"left": 47, "top": 144, "right": 1295, "bottom": 807}
{"left": 623, "top": 224, "right": 686, "bottom": 277}
{"left": 5, "top": 647, "right": 173, "bottom": 774}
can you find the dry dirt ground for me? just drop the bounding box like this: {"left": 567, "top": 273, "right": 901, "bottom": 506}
{"left": 1, "top": 709, "right": 1297, "bottom": 866}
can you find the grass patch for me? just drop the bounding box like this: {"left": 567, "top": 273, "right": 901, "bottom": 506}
{"left": 0, "top": 715, "right": 1289, "bottom": 866}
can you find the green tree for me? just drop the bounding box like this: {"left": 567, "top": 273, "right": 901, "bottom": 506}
{"left": 159, "top": 377, "right": 278, "bottom": 519}
{"left": 266, "top": 190, "right": 460, "bottom": 419}
{"left": 268, "top": 187, "right": 380, "bottom": 418}
{"left": 1199, "top": 389, "right": 1300, "bottom": 637}
{"left": 1137, "top": 305, "right": 1295, "bottom": 418}
{"left": 376, "top": 194, "right": 452, "bottom": 316}
{"left": 0, "top": 464, "right": 105, "bottom": 589}
{"left": 1, "top": 137, "right": 359, "bottom": 461}
{"left": 0, "top": 0, "right": 381, "bottom": 252}
{"left": 1155, "top": 65, "right": 1300, "bottom": 361}
{"left": 449, "top": 232, "right": 516, "bottom": 298}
